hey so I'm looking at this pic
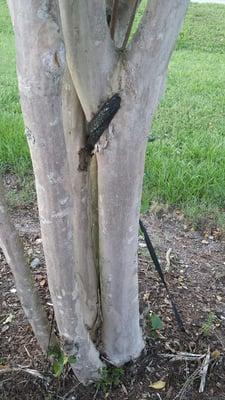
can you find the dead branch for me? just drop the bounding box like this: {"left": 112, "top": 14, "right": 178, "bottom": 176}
{"left": 161, "top": 352, "right": 205, "bottom": 362}
{"left": 199, "top": 346, "right": 211, "bottom": 393}
{"left": 174, "top": 366, "right": 201, "bottom": 400}
{"left": 0, "top": 367, "right": 45, "bottom": 380}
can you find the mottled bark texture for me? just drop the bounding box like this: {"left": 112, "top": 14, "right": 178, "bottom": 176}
{"left": 7, "top": 0, "right": 103, "bottom": 384}
{"left": 5, "top": 0, "right": 189, "bottom": 384}
{"left": 62, "top": 69, "right": 99, "bottom": 332}
{"left": 0, "top": 180, "right": 57, "bottom": 352}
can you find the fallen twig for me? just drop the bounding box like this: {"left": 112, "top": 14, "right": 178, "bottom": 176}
{"left": 93, "top": 387, "right": 99, "bottom": 400}
{"left": 24, "top": 345, "right": 32, "bottom": 359}
{"left": 161, "top": 352, "right": 205, "bottom": 362}
{"left": 63, "top": 384, "right": 80, "bottom": 399}
{"left": 174, "top": 366, "right": 201, "bottom": 400}
{"left": 199, "top": 346, "right": 211, "bottom": 393}
{"left": 165, "top": 248, "right": 172, "bottom": 271}
{"left": 0, "top": 366, "right": 45, "bottom": 380}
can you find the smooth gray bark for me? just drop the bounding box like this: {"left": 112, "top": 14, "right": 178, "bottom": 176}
{"left": 59, "top": 0, "right": 116, "bottom": 118}
{"left": 96, "top": 0, "right": 189, "bottom": 364}
{"left": 62, "top": 69, "right": 99, "bottom": 332}
{"left": 0, "top": 180, "right": 56, "bottom": 352}
{"left": 7, "top": 0, "right": 103, "bottom": 384}
{"left": 5, "top": 0, "right": 189, "bottom": 383}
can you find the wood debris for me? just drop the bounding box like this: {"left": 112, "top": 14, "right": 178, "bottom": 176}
{"left": 199, "top": 346, "right": 211, "bottom": 393}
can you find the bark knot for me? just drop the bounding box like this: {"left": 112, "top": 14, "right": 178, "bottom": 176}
{"left": 42, "top": 41, "right": 66, "bottom": 79}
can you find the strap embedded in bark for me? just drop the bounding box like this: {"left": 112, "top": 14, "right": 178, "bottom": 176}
{"left": 139, "top": 219, "right": 185, "bottom": 332}
{"left": 78, "top": 94, "right": 121, "bottom": 171}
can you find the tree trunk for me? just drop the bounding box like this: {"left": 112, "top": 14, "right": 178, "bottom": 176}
{"left": 96, "top": 66, "right": 164, "bottom": 363}
{"left": 0, "top": 180, "right": 57, "bottom": 352}
{"left": 62, "top": 69, "right": 99, "bottom": 333}
{"left": 4, "top": 0, "right": 189, "bottom": 384}
{"left": 7, "top": 0, "right": 103, "bottom": 384}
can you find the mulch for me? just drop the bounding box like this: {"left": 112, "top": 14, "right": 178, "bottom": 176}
{"left": 1, "top": 202, "right": 225, "bottom": 400}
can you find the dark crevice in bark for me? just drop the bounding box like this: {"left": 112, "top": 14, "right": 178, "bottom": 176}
{"left": 110, "top": 0, "right": 119, "bottom": 39}
{"left": 89, "top": 156, "right": 101, "bottom": 341}
{"left": 121, "top": 0, "right": 140, "bottom": 50}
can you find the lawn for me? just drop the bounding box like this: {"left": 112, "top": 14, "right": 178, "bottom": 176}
{"left": 1, "top": 1, "right": 225, "bottom": 226}
{"left": 143, "top": 3, "right": 225, "bottom": 225}
{"left": 0, "top": 0, "right": 30, "bottom": 175}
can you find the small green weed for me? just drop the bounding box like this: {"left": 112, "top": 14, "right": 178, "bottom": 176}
{"left": 96, "top": 366, "right": 124, "bottom": 394}
{"left": 201, "top": 312, "right": 217, "bottom": 337}
{"left": 149, "top": 313, "right": 164, "bottom": 332}
{"left": 48, "top": 346, "right": 76, "bottom": 378}
{"left": 0, "top": 356, "right": 7, "bottom": 366}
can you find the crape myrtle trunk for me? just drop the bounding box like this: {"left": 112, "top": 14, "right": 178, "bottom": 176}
{"left": 4, "top": 0, "right": 189, "bottom": 384}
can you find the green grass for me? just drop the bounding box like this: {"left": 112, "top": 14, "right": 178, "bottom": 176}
{"left": 142, "top": 4, "right": 225, "bottom": 226}
{"left": 1, "top": 1, "right": 225, "bottom": 226}
{"left": 0, "top": 0, "right": 30, "bottom": 175}
{"left": 177, "top": 4, "right": 225, "bottom": 54}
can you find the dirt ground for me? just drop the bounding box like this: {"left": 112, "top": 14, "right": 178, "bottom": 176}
{"left": 1, "top": 196, "right": 225, "bottom": 399}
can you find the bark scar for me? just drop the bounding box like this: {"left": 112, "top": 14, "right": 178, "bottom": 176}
{"left": 78, "top": 93, "right": 121, "bottom": 171}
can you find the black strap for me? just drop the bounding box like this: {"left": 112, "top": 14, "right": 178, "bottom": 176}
{"left": 139, "top": 219, "right": 185, "bottom": 332}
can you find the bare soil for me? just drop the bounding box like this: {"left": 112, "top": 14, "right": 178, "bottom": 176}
{"left": 1, "top": 201, "right": 225, "bottom": 400}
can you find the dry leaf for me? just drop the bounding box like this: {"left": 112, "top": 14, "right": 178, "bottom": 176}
{"left": 3, "top": 313, "right": 14, "bottom": 325}
{"left": 149, "top": 380, "right": 166, "bottom": 390}
{"left": 143, "top": 293, "right": 149, "bottom": 302}
{"left": 0, "top": 364, "right": 9, "bottom": 370}
{"left": 139, "top": 242, "right": 147, "bottom": 248}
{"left": 40, "top": 279, "right": 46, "bottom": 287}
{"left": 121, "top": 383, "right": 128, "bottom": 395}
{"left": 211, "top": 350, "right": 220, "bottom": 360}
